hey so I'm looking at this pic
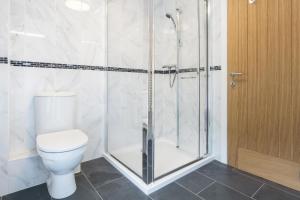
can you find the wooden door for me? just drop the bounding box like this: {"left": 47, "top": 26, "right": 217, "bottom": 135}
{"left": 228, "top": 0, "right": 300, "bottom": 191}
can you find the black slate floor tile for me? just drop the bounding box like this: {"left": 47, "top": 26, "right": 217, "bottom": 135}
{"left": 233, "top": 164, "right": 300, "bottom": 198}
{"left": 3, "top": 184, "right": 51, "bottom": 200}
{"left": 265, "top": 182, "right": 300, "bottom": 198}
{"left": 176, "top": 171, "right": 215, "bottom": 194}
{"left": 198, "top": 182, "right": 253, "bottom": 200}
{"left": 82, "top": 158, "right": 123, "bottom": 188}
{"left": 4, "top": 159, "right": 300, "bottom": 200}
{"left": 150, "top": 183, "right": 201, "bottom": 200}
{"left": 253, "top": 184, "right": 300, "bottom": 200}
{"left": 54, "top": 174, "right": 101, "bottom": 200}
{"left": 197, "top": 161, "right": 263, "bottom": 196}
{"left": 97, "top": 177, "right": 151, "bottom": 200}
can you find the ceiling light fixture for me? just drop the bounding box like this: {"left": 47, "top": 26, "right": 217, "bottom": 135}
{"left": 10, "top": 30, "right": 46, "bottom": 38}
{"left": 65, "top": 0, "right": 90, "bottom": 12}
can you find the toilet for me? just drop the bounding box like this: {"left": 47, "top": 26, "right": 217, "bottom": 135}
{"left": 34, "top": 92, "right": 88, "bottom": 199}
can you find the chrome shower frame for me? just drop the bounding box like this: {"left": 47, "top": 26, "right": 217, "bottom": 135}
{"left": 105, "top": 0, "right": 210, "bottom": 186}
{"left": 175, "top": 8, "right": 181, "bottom": 148}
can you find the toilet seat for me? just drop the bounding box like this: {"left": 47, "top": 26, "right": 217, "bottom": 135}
{"left": 37, "top": 129, "right": 88, "bottom": 153}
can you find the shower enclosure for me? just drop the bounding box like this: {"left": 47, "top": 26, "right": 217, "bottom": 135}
{"left": 106, "top": 0, "right": 209, "bottom": 189}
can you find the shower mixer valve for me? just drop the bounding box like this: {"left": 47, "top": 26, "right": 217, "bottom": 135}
{"left": 162, "top": 65, "right": 176, "bottom": 70}
{"left": 162, "top": 65, "right": 177, "bottom": 88}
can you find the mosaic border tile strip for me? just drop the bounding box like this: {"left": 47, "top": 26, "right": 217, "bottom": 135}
{"left": 0, "top": 57, "right": 8, "bottom": 64}
{"left": 10, "top": 60, "right": 106, "bottom": 71}
{"left": 10, "top": 60, "right": 200, "bottom": 74}
{"left": 10, "top": 60, "right": 149, "bottom": 73}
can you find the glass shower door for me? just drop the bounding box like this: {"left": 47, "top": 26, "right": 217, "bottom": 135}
{"left": 178, "top": 0, "right": 208, "bottom": 160}
{"left": 153, "top": 0, "right": 208, "bottom": 179}
{"left": 106, "top": 0, "right": 149, "bottom": 177}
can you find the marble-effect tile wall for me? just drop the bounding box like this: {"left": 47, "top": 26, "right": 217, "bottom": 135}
{"left": 9, "top": 68, "right": 106, "bottom": 160}
{"left": 10, "top": 0, "right": 105, "bottom": 65}
{"left": 0, "top": 0, "right": 10, "bottom": 196}
{"left": 0, "top": 0, "right": 107, "bottom": 196}
{"left": 107, "top": 0, "right": 149, "bottom": 68}
{"left": 9, "top": 0, "right": 106, "bottom": 159}
{"left": 0, "top": 0, "right": 228, "bottom": 196}
{"left": 0, "top": 63, "right": 9, "bottom": 195}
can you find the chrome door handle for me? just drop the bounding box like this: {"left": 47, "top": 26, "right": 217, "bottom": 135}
{"left": 229, "top": 72, "right": 243, "bottom": 88}
{"left": 230, "top": 72, "right": 243, "bottom": 77}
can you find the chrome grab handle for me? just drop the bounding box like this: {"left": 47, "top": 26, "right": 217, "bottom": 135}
{"left": 180, "top": 76, "right": 197, "bottom": 79}
{"left": 249, "top": 0, "right": 256, "bottom": 4}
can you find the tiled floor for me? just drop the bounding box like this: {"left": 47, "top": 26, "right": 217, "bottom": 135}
{"left": 2, "top": 159, "right": 300, "bottom": 200}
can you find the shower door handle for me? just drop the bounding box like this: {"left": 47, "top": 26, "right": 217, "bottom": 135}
{"left": 142, "top": 123, "right": 148, "bottom": 154}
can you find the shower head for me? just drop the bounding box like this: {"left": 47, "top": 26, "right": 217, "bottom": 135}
{"left": 166, "top": 13, "right": 172, "bottom": 18}
{"left": 165, "top": 13, "right": 176, "bottom": 29}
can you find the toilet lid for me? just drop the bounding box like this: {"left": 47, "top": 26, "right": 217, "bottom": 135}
{"left": 37, "top": 129, "right": 88, "bottom": 153}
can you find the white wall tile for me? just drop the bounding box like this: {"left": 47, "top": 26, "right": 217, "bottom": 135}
{"left": 23, "top": 0, "right": 57, "bottom": 62}
{"left": 0, "top": 64, "right": 10, "bottom": 195}
{"left": 7, "top": 156, "right": 49, "bottom": 194}
{"left": 10, "top": 0, "right": 25, "bottom": 60}
{"left": 208, "top": 0, "right": 228, "bottom": 163}
{"left": 0, "top": 0, "right": 9, "bottom": 57}
{"left": 0, "top": 0, "right": 10, "bottom": 196}
{"left": 107, "top": 0, "right": 149, "bottom": 68}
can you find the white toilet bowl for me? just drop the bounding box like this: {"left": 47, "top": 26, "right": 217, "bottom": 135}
{"left": 37, "top": 129, "right": 88, "bottom": 199}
